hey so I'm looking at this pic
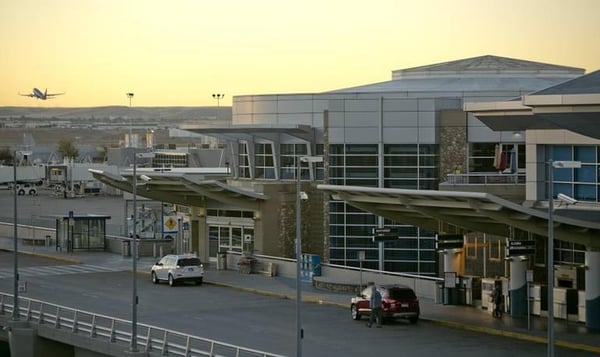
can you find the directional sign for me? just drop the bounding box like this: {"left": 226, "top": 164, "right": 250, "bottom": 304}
{"left": 507, "top": 240, "right": 535, "bottom": 256}
{"left": 371, "top": 227, "right": 399, "bottom": 243}
{"left": 436, "top": 234, "right": 464, "bottom": 250}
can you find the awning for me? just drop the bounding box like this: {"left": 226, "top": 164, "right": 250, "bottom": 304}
{"left": 465, "top": 70, "right": 600, "bottom": 139}
{"left": 318, "top": 184, "right": 600, "bottom": 249}
{"left": 90, "top": 168, "right": 268, "bottom": 210}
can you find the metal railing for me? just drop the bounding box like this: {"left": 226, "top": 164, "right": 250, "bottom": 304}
{"left": 0, "top": 293, "right": 285, "bottom": 357}
{"left": 444, "top": 173, "right": 525, "bottom": 185}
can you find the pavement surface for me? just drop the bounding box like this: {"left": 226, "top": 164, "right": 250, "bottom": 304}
{"left": 1, "top": 238, "right": 599, "bottom": 355}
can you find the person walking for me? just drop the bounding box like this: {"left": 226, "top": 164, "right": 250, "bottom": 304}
{"left": 491, "top": 285, "right": 503, "bottom": 318}
{"left": 367, "top": 285, "right": 382, "bottom": 328}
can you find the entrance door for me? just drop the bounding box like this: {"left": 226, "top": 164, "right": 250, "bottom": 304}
{"left": 208, "top": 225, "right": 254, "bottom": 260}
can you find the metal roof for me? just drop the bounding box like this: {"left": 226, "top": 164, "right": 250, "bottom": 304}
{"left": 318, "top": 184, "right": 600, "bottom": 249}
{"left": 465, "top": 69, "right": 600, "bottom": 139}
{"left": 178, "top": 124, "right": 316, "bottom": 143}
{"left": 328, "top": 55, "right": 583, "bottom": 94}
{"left": 89, "top": 168, "right": 268, "bottom": 210}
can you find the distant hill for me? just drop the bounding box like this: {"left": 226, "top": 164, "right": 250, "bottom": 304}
{"left": 0, "top": 106, "right": 232, "bottom": 121}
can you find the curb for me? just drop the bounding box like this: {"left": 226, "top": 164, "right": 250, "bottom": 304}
{"left": 427, "top": 319, "right": 600, "bottom": 354}
{"left": 0, "top": 248, "right": 81, "bottom": 264}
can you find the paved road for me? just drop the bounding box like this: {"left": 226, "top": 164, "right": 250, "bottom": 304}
{"left": 0, "top": 253, "right": 593, "bottom": 357}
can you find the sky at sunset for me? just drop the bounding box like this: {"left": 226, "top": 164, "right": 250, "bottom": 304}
{"left": 2, "top": 0, "right": 599, "bottom": 108}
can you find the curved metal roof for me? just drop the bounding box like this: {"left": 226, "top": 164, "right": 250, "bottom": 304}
{"left": 318, "top": 184, "right": 600, "bottom": 249}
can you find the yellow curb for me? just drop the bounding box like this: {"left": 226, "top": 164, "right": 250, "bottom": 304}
{"left": 11, "top": 250, "right": 81, "bottom": 264}
{"left": 429, "top": 319, "right": 600, "bottom": 354}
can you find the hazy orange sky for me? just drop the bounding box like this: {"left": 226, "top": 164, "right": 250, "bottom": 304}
{"left": 2, "top": 0, "right": 599, "bottom": 108}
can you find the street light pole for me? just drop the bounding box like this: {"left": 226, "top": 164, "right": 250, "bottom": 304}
{"left": 126, "top": 93, "right": 134, "bottom": 148}
{"left": 295, "top": 155, "right": 302, "bottom": 357}
{"left": 130, "top": 100, "right": 139, "bottom": 353}
{"left": 547, "top": 159, "right": 554, "bottom": 357}
{"left": 295, "top": 155, "right": 323, "bottom": 357}
{"left": 212, "top": 93, "right": 224, "bottom": 120}
{"left": 546, "top": 159, "right": 581, "bottom": 357}
{"left": 12, "top": 151, "right": 19, "bottom": 321}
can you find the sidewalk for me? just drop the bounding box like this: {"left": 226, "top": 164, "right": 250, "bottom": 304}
{"left": 2, "top": 240, "right": 599, "bottom": 354}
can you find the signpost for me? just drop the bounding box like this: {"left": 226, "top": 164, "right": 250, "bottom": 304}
{"left": 371, "top": 227, "right": 399, "bottom": 242}
{"left": 435, "top": 234, "right": 464, "bottom": 250}
{"left": 507, "top": 240, "right": 536, "bottom": 257}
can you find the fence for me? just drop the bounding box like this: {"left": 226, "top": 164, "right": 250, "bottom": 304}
{"left": 0, "top": 292, "right": 285, "bottom": 357}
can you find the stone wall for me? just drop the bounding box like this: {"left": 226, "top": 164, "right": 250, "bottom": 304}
{"left": 439, "top": 110, "right": 467, "bottom": 179}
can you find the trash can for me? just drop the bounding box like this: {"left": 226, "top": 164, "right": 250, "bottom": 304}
{"left": 122, "top": 240, "right": 130, "bottom": 257}
{"left": 217, "top": 251, "right": 227, "bottom": 270}
{"left": 435, "top": 281, "right": 444, "bottom": 304}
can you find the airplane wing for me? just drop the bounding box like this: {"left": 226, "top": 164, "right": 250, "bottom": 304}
{"left": 18, "top": 92, "right": 36, "bottom": 97}
{"left": 46, "top": 92, "right": 66, "bottom": 97}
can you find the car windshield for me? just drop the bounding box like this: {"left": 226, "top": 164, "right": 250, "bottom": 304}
{"left": 387, "top": 288, "right": 416, "bottom": 300}
{"left": 177, "top": 258, "right": 201, "bottom": 267}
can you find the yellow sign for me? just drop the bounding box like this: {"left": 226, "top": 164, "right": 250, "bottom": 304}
{"left": 164, "top": 217, "right": 177, "bottom": 230}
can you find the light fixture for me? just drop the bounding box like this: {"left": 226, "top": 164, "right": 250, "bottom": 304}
{"left": 557, "top": 193, "right": 577, "bottom": 205}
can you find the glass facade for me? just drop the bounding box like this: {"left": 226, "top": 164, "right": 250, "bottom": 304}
{"left": 328, "top": 143, "right": 440, "bottom": 275}
{"left": 544, "top": 144, "right": 600, "bottom": 266}
{"left": 469, "top": 143, "right": 525, "bottom": 173}
{"left": 547, "top": 145, "right": 600, "bottom": 202}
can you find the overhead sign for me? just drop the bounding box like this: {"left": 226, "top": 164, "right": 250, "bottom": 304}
{"left": 436, "top": 234, "right": 464, "bottom": 250}
{"left": 371, "top": 227, "right": 399, "bottom": 243}
{"left": 507, "top": 240, "right": 535, "bottom": 257}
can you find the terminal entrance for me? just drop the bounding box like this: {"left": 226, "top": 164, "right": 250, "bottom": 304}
{"left": 208, "top": 224, "right": 254, "bottom": 260}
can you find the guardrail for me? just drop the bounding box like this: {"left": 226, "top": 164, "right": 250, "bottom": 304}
{"left": 444, "top": 173, "right": 525, "bottom": 185}
{"left": 0, "top": 293, "right": 285, "bottom": 357}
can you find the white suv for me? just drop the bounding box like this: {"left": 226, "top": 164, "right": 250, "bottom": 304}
{"left": 151, "top": 254, "right": 204, "bottom": 286}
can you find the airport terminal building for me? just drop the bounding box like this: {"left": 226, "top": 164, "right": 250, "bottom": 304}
{"left": 92, "top": 55, "right": 600, "bottom": 328}
{"left": 182, "top": 55, "right": 587, "bottom": 273}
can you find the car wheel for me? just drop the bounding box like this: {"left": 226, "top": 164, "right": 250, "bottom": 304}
{"left": 409, "top": 316, "right": 418, "bottom": 324}
{"left": 18, "top": 189, "right": 25, "bottom": 195}
{"left": 151, "top": 272, "right": 159, "bottom": 284}
{"left": 196, "top": 278, "right": 203, "bottom": 286}
{"left": 351, "top": 305, "right": 361, "bottom": 320}
{"left": 168, "top": 274, "right": 175, "bottom": 287}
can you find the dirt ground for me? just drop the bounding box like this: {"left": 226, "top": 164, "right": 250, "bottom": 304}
{"left": 0, "top": 127, "right": 179, "bottom": 147}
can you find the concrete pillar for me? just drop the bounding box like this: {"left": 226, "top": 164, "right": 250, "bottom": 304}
{"left": 586, "top": 249, "right": 600, "bottom": 329}
{"left": 509, "top": 258, "right": 528, "bottom": 317}
{"left": 191, "top": 206, "right": 208, "bottom": 263}
{"left": 8, "top": 320, "right": 36, "bottom": 357}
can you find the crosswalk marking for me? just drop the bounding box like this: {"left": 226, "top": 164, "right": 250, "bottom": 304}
{"left": 0, "top": 264, "right": 125, "bottom": 279}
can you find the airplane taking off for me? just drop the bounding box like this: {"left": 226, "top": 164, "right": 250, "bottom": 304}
{"left": 19, "top": 88, "right": 65, "bottom": 100}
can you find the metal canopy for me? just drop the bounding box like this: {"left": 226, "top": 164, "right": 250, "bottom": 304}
{"left": 179, "top": 124, "right": 316, "bottom": 143}
{"left": 465, "top": 70, "right": 600, "bottom": 139}
{"left": 318, "top": 184, "right": 600, "bottom": 249}
{"left": 89, "top": 168, "right": 268, "bottom": 210}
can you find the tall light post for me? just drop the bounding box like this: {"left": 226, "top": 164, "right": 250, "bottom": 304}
{"left": 212, "top": 93, "right": 224, "bottom": 120}
{"left": 126, "top": 92, "right": 134, "bottom": 148}
{"left": 295, "top": 154, "right": 322, "bottom": 357}
{"left": 130, "top": 151, "right": 155, "bottom": 353}
{"left": 12, "top": 151, "right": 19, "bottom": 321}
{"left": 546, "top": 159, "right": 580, "bottom": 357}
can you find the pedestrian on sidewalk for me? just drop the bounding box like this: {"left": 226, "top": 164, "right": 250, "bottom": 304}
{"left": 367, "top": 285, "right": 382, "bottom": 328}
{"left": 491, "top": 285, "right": 503, "bottom": 318}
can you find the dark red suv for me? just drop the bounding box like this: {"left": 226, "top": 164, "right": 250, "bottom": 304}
{"left": 351, "top": 285, "right": 420, "bottom": 324}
